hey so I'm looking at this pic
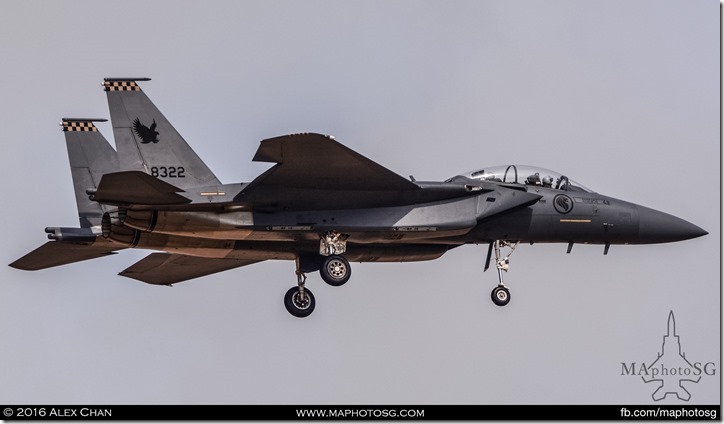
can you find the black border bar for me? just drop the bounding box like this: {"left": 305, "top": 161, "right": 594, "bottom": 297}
{"left": 1, "top": 405, "right": 720, "bottom": 421}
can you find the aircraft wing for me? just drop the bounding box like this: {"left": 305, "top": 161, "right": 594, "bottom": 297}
{"left": 118, "top": 253, "right": 261, "bottom": 285}
{"left": 9, "top": 242, "right": 121, "bottom": 271}
{"left": 248, "top": 133, "right": 419, "bottom": 191}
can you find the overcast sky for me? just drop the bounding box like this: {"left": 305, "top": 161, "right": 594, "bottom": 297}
{"left": 0, "top": 0, "right": 719, "bottom": 405}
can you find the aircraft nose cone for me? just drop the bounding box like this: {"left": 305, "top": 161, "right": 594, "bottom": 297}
{"left": 637, "top": 206, "right": 708, "bottom": 243}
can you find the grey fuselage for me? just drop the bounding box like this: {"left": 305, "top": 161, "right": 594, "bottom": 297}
{"left": 107, "top": 173, "right": 706, "bottom": 265}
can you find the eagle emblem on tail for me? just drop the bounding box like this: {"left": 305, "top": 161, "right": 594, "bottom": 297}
{"left": 133, "top": 118, "right": 159, "bottom": 144}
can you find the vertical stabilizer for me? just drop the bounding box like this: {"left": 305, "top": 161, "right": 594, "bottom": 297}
{"left": 62, "top": 118, "right": 119, "bottom": 227}
{"left": 103, "top": 78, "right": 221, "bottom": 190}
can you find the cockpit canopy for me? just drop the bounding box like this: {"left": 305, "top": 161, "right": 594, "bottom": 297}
{"left": 459, "top": 165, "right": 593, "bottom": 193}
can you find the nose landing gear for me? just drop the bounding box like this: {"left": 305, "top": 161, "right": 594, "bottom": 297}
{"left": 485, "top": 240, "right": 519, "bottom": 307}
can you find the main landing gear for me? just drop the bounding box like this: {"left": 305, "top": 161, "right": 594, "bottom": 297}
{"left": 485, "top": 240, "right": 520, "bottom": 307}
{"left": 317, "top": 230, "right": 351, "bottom": 287}
{"left": 284, "top": 268, "right": 316, "bottom": 318}
{"left": 283, "top": 231, "right": 352, "bottom": 318}
{"left": 320, "top": 255, "right": 351, "bottom": 286}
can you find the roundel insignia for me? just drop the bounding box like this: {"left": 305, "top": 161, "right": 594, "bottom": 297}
{"left": 553, "top": 194, "right": 574, "bottom": 214}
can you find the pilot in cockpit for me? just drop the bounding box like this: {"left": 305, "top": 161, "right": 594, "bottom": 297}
{"left": 525, "top": 172, "right": 541, "bottom": 186}
{"left": 525, "top": 172, "right": 555, "bottom": 189}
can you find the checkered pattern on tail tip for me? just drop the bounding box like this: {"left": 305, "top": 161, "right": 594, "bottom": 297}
{"left": 103, "top": 81, "right": 140, "bottom": 92}
{"left": 61, "top": 120, "right": 98, "bottom": 132}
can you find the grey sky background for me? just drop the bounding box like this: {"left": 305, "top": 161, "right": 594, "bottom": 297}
{"left": 0, "top": 0, "right": 719, "bottom": 405}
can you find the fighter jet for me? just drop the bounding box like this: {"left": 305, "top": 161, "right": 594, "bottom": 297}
{"left": 10, "top": 78, "right": 708, "bottom": 317}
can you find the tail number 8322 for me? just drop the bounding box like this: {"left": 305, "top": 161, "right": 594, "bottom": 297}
{"left": 150, "top": 166, "right": 186, "bottom": 178}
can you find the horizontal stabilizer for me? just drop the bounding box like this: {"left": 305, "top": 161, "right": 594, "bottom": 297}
{"left": 250, "top": 133, "right": 419, "bottom": 191}
{"left": 119, "top": 253, "right": 261, "bottom": 285}
{"left": 92, "top": 171, "right": 190, "bottom": 205}
{"left": 9, "top": 241, "right": 121, "bottom": 271}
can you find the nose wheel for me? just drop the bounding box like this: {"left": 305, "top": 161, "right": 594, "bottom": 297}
{"left": 491, "top": 285, "right": 511, "bottom": 306}
{"left": 485, "top": 240, "right": 519, "bottom": 307}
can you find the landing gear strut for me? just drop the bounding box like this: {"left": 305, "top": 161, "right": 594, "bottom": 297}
{"left": 485, "top": 240, "right": 519, "bottom": 307}
{"left": 320, "top": 230, "right": 348, "bottom": 256}
{"left": 284, "top": 260, "right": 316, "bottom": 318}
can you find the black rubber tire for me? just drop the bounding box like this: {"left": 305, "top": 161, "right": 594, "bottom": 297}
{"left": 284, "top": 287, "right": 316, "bottom": 318}
{"left": 320, "top": 255, "right": 351, "bottom": 287}
{"left": 491, "top": 286, "right": 511, "bottom": 307}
